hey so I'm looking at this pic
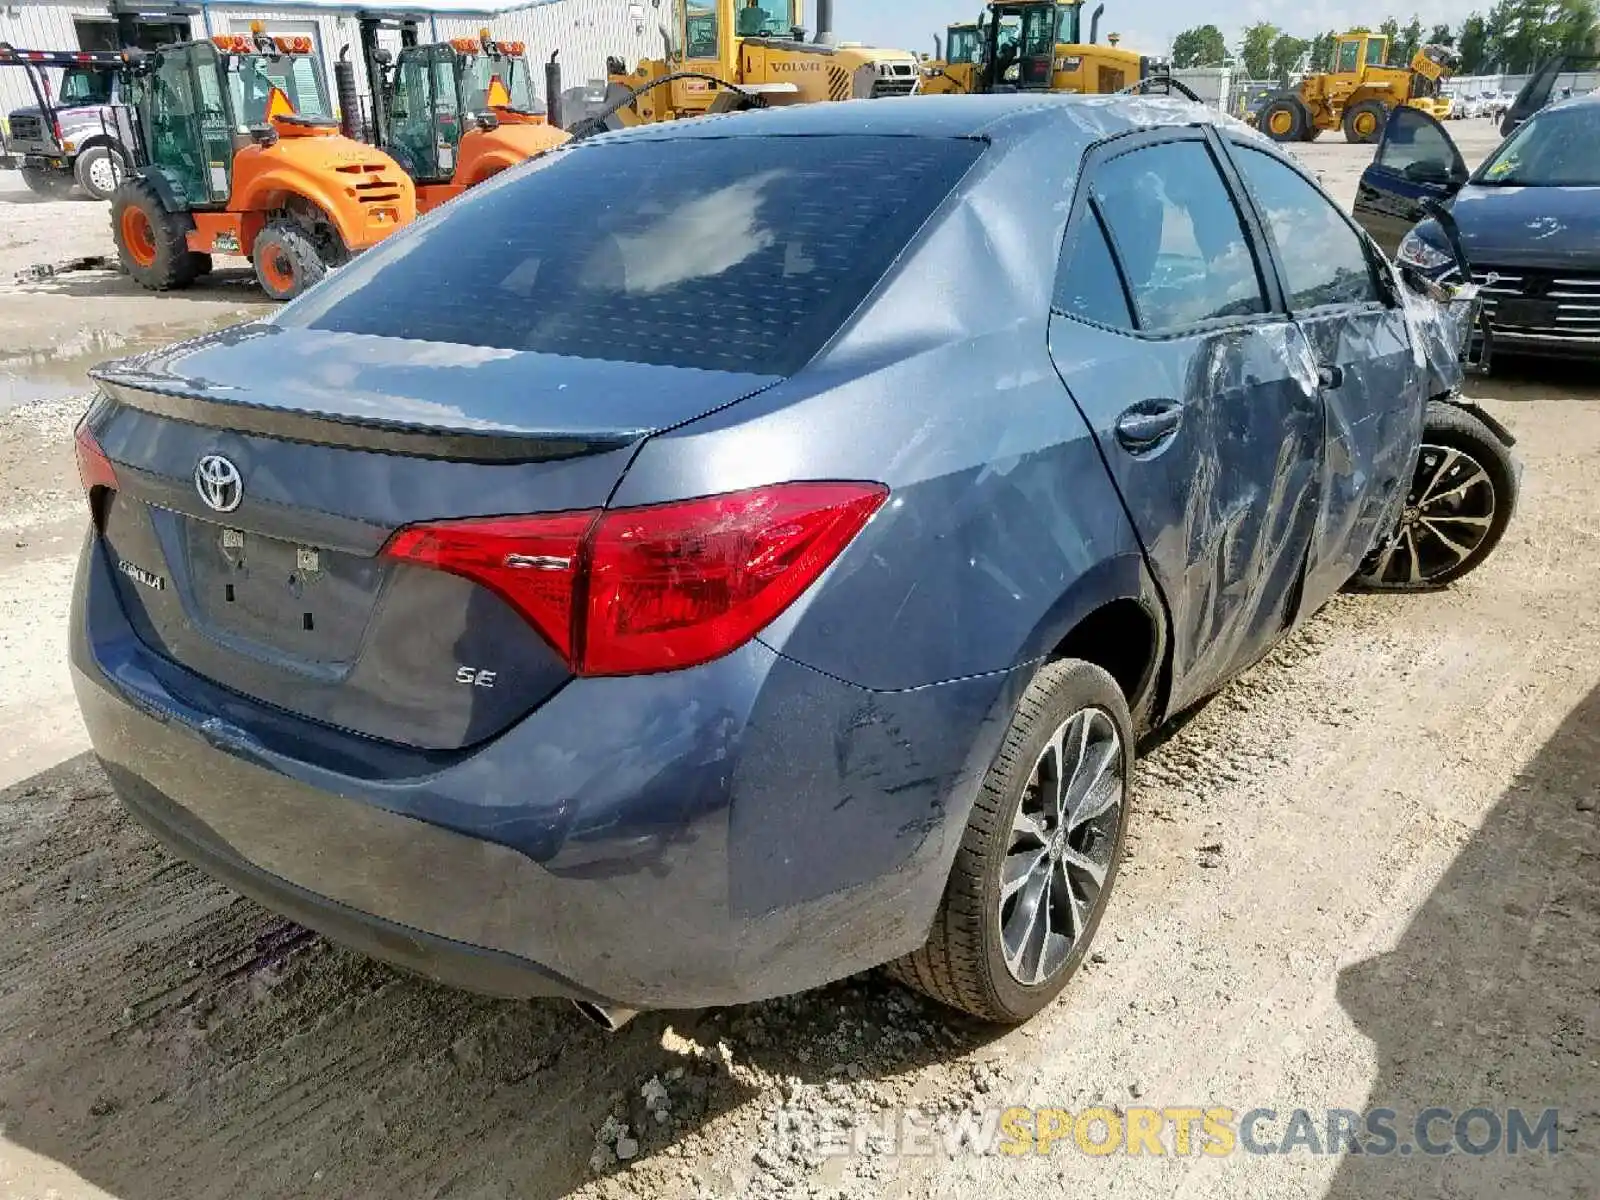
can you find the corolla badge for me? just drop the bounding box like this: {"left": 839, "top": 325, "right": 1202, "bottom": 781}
{"left": 195, "top": 454, "right": 244, "bottom": 513}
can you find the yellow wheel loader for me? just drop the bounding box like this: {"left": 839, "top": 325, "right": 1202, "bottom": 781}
{"left": 921, "top": 3, "right": 1159, "bottom": 98}
{"left": 1259, "top": 32, "right": 1460, "bottom": 145}
{"left": 589, "top": 1, "right": 921, "bottom": 130}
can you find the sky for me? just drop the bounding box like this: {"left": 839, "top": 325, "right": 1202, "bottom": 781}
{"left": 837, "top": 0, "right": 1477, "bottom": 59}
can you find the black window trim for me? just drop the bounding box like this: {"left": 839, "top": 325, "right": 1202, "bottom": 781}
{"left": 1215, "top": 132, "right": 1398, "bottom": 318}
{"left": 1050, "top": 125, "right": 1289, "bottom": 341}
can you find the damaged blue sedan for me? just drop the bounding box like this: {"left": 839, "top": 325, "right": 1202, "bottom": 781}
{"left": 70, "top": 94, "right": 1516, "bottom": 1028}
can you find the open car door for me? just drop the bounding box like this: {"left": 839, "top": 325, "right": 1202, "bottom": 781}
{"left": 1352, "top": 105, "right": 1469, "bottom": 256}
{"left": 1502, "top": 54, "right": 1599, "bottom": 135}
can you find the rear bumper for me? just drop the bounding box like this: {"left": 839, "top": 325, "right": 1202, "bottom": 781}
{"left": 105, "top": 757, "right": 604, "bottom": 1001}
{"left": 71, "top": 535, "right": 1020, "bottom": 1009}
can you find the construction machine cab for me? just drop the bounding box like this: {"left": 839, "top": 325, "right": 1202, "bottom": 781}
{"left": 981, "top": 3, "right": 1063, "bottom": 90}
{"left": 971, "top": 2, "right": 1144, "bottom": 95}
{"left": 945, "top": 23, "right": 982, "bottom": 66}
{"left": 372, "top": 28, "right": 569, "bottom": 214}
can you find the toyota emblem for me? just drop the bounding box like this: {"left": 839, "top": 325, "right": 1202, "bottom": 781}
{"left": 195, "top": 454, "right": 243, "bottom": 513}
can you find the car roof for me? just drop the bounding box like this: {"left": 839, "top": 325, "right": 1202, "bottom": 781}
{"left": 577, "top": 92, "right": 1243, "bottom": 151}
{"left": 1547, "top": 90, "right": 1600, "bottom": 110}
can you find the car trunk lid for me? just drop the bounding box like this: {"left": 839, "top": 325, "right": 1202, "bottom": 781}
{"left": 87, "top": 324, "right": 780, "bottom": 751}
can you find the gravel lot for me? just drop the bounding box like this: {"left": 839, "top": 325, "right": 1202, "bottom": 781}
{"left": 0, "top": 120, "right": 1594, "bottom": 1200}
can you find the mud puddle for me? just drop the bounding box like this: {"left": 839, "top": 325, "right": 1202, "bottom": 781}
{"left": 0, "top": 316, "right": 249, "bottom": 412}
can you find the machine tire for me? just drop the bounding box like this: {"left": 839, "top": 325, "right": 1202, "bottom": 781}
{"left": 73, "top": 144, "right": 127, "bottom": 201}
{"left": 252, "top": 220, "right": 327, "bottom": 301}
{"left": 110, "top": 178, "right": 199, "bottom": 291}
{"left": 1261, "top": 95, "right": 1308, "bottom": 142}
{"left": 887, "top": 659, "right": 1133, "bottom": 1024}
{"left": 1343, "top": 99, "right": 1388, "bottom": 144}
{"left": 20, "top": 166, "right": 71, "bottom": 198}
{"left": 1304, "top": 126, "right": 1324, "bottom": 142}
{"left": 1353, "top": 400, "right": 1518, "bottom": 591}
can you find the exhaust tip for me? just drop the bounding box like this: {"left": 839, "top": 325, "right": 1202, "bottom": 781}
{"left": 573, "top": 1000, "right": 641, "bottom": 1032}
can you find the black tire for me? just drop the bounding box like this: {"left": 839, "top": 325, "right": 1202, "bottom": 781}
{"left": 1260, "top": 95, "right": 1307, "bottom": 142}
{"left": 887, "top": 659, "right": 1133, "bottom": 1024}
{"left": 252, "top": 219, "right": 327, "bottom": 301}
{"left": 190, "top": 252, "right": 214, "bottom": 276}
{"left": 1304, "top": 126, "right": 1324, "bottom": 142}
{"left": 19, "top": 166, "right": 71, "bottom": 197}
{"left": 1343, "top": 99, "right": 1388, "bottom": 144}
{"left": 73, "top": 143, "right": 127, "bottom": 201}
{"left": 110, "top": 177, "right": 199, "bottom": 291}
{"left": 1354, "top": 400, "right": 1518, "bottom": 591}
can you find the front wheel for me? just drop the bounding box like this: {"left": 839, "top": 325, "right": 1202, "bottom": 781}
{"left": 74, "top": 144, "right": 127, "bottom": 201}
{"left": 252, "top": 220, "right": 329, "bottom": 301}
{"left": 888, "top": 659, "right": 1133, "bottom": 1024}
{"left": 1355, "top": 401, "right": 1518, "bottom": 590}
{"left": 1343, "top": 99, "right": 1388, "bottom": 144}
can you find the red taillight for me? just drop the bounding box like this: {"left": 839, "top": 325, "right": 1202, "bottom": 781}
{"left": 74, "top": 422, "right": 118, "bottom": 521}
{"left": 383, "top": 509, "right": 596, "bottom": 663}
{"left": 382, "top": 482, "right": 888, "bottom": 677}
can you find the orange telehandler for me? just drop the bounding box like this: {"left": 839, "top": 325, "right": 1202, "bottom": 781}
{"left": 110, "top": 26, "right": 415, "bottom": 300}
{"left": 358, "top": 20, "right": 569, "bottom": 215}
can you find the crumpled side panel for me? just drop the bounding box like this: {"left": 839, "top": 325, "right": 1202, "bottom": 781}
{"left": 1048, "top": 314, "right": 1324, "bottom": 713}
{"left": 1392, "top": 258, "right": 1476, "bottom": 399}
{"left": 1298, "top": 301, "right": 1426, "bottom": 609}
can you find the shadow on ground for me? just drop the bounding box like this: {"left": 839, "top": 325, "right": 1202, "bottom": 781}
{"left": 0, "top": 753, "right": 996, "bottom": 1199}
{"left": 1330, "top": 680, "right": 1600, "bottom": 1198}
{"left": 1476, "top": 355, "right": 1600, "bottom": 401}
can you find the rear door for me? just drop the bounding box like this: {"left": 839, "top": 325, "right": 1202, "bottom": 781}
{"left": 1226, "top": 137, "right": 1423, "bottom": 608}
{"left": 1047, "top": 128, "right": 1324, "bottom": 711}
{"left": 1352, "top": 106, "right": 1469, "bottom": 255}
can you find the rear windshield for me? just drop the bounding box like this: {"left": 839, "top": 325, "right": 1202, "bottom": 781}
{"left": 282, "top": 134, "right": 984, "bottom": 375}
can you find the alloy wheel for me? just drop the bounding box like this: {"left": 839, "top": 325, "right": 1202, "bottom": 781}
{"left": 998, "top": 707, "right": 1125, "bottom": 986}
{"left": 1368, "top": 442, "right": 1497, "bottom": 585}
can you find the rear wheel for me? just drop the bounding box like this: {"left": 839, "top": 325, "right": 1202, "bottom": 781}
{"left": 110, "top": 178, "right": 199, "bottom": 290}
{"left": 252, "top": 220, "right": 328, "bottom": 301}
{"left": 1261, "top": 96, "right": 1307, "bottom": 142}
{"left": 1343, "top": 99, "right": 1388, "bottom": 144}
{"left": 1354, "top": 401, "right": 1518, "bottom": 590}
{"left": 20, "top": 166, "right": 71, "bottom": 198}
{"left": 74, "top": 144, "right": 127, "bottom": 201}
{"left": 887, "top": 659, "right": 1132, "bottom": 1024}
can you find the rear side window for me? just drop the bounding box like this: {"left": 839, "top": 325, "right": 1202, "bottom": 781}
{"left": 1054, "top": 212, "right": 1134, "bottom": 330}
{"left": 285, "top": 135, "right": 984, "bottom": 375}
{"left": 1231, "top": 146, "right": 1380, "bottom": 309}
{"left": 1088, "top": 140, "right": 1268, "bottom": 333}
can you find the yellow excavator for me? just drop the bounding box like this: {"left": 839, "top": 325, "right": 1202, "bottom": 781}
{"left": 588, "top": 0, "right": 921, "bottom": 130}
{"left": 921, "top": 2, "right": 1156, "bottom": 97}
{"left": 1259, "top": 31, "right": 1460, "bottom": 144}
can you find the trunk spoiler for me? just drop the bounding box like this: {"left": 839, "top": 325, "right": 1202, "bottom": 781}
{"left": 90, "top": 367, "right": 636, "bottom": 464}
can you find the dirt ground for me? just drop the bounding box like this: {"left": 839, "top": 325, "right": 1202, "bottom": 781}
{"left": 0, "top": 120, "right": 1595, "bottom": 1200}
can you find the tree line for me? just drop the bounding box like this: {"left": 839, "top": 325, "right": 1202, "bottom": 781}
{"left": 1171, "top": 0, "right": 1600, "bottom": 80}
